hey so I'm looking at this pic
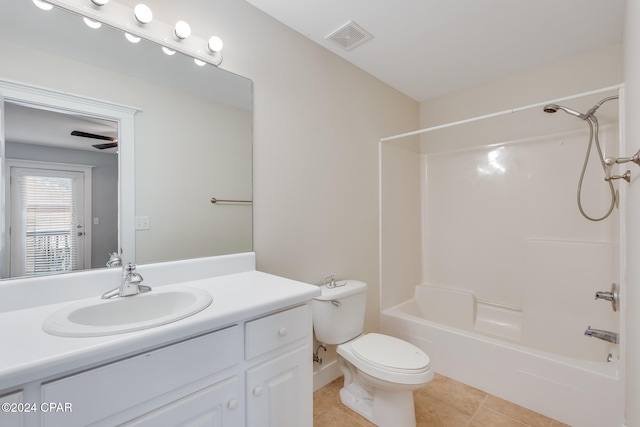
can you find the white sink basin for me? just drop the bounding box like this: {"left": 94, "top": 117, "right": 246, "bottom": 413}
{"left": 43, "top": 287, "right": 213, "bottom": 337}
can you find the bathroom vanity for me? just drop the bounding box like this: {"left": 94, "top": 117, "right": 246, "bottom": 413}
{"left": 0, "top": 253, "right": 320, "bottom": 427}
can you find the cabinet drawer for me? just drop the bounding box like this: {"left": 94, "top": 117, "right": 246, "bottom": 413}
{"left": 42, "top": 325, "right": 239, "bottom": 427}
{"left": 245, "top": 305, "right": 311, "bottom": 360}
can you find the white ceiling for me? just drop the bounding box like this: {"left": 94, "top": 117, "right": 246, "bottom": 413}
{"left": 244, "top": 0, "right": 625, "bottom": 102}
{"left": 2, "top": 0, "right": 625, "bottom": 147}
{"left": 4, "top": 103, "right": 118, "bottom": 153}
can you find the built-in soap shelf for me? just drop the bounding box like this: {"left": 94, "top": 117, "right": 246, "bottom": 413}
{"left": 474, "top": 300, "right": 523, "bottom": 341}
{"left": 414, "top": 285, "right": 522, "bottom": 342}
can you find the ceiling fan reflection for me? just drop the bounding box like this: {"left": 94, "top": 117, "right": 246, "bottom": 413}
{"left": 70, "top": 130, "right": 118, "bottom": 150}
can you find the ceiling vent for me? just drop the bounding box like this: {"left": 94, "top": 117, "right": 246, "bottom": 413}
{"left": 325, "top": 20, "right": 373, "bottom": 51}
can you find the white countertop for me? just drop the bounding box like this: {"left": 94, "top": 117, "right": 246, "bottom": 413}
{"left": 0, "top": 270, "right": 320, "bottom": 391}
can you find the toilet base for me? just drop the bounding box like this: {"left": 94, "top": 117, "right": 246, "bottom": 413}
{"left": 339, "top": 381, "right": 417, "bottom": 427}
{"left": 337, "top": 354, "right": 426, "bottom": 427}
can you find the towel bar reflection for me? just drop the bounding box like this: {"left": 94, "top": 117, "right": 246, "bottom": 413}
{"left": 210, "top": 197, "right": 253, "bottom": 204}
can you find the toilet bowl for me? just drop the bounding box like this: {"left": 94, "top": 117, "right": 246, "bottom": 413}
{"left": 337, "top": 333, "right": 433, "bottom": 427}
{"left": 341, "top": 333, "right": 433, "bottom": 385}
{"left": 312, "top": 280, "right": 433, "bottom": 427}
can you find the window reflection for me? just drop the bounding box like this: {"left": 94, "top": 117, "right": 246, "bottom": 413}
{"left": 477, "top": 147, "right": 506, "bottom": 176}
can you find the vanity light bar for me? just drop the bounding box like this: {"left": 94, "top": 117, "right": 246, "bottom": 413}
{"left": 41, "top": 0, "right": 224, "bottom": 66}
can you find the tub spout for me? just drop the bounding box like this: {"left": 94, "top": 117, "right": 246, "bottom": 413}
{"left": 584, "top": 326, "right": 618, "bottom": 344}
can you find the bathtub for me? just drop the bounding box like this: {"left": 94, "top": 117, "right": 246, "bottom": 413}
{"left": 380, "top": 285, "right": 624, "bottom": 427}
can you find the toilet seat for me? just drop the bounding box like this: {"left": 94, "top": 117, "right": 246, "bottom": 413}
{"left": 351, "top": 333, "right": 430, "bottom": 374}
{"left": 337, "top": 333, "right": 433, "bottom": 385}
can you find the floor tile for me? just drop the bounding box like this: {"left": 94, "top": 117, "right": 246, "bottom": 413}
{"left": 482, "top": 395, "right": 553, "bottom": 427}
{"left": 314, "top": 406, "right": 371, "bottom": 427}
{"left": 414, "top": 395, "right": 471, "bottom": 427}
{"left": 416, "top": 374, "right": 487, "bottom": 416}
{"left": 313, "top": 374, "right": 568, "bottom": 427}
{"left": 469, "top": 406, "right": 527, "bottom": 427}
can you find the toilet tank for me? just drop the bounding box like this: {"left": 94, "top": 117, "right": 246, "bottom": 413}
{"left": 312, "top": 280, "right": 367, "bottom": 345}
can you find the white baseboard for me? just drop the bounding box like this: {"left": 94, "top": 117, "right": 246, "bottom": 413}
{"left": 313, "top": 359, "right": 341, "bottom": 391}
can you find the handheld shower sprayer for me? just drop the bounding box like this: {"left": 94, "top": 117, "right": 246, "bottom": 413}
{"left": 543, "top": 103, "right": 588, "bottom": 120}
{"left": 543, "top": 95, "right": 620, "bottom": 121}
{"left": 542, "top": 95, "right": 620, "bottom": 221}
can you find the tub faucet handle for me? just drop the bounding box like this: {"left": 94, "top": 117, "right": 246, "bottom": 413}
{"left": 595, "top": 283, "right": 619, "bottom": 312}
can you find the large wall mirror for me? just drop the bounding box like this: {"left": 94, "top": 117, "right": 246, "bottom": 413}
{"left": 0, "top": 0, "right": 253, "bottom": 280}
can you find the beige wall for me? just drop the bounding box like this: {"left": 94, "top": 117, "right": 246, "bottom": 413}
{"left": 380, "top": 140, "right": 423, "bottom": 310}
{"left": 420, "top": 43, "right": 622, "bottom": 132}
{"left": 175, "top": 0, "right": 421, "bottom": 332}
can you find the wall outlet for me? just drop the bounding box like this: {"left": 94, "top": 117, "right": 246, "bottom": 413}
{"left": 135, "top": 216, "right": 150, "bottom": 230}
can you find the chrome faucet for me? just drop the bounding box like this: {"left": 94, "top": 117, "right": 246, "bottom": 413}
{"left": 105, "top": 252, "right": 122, "bottom": 268}
{"left": 102, "top": 263, "right": 151, "bottom": 299}
{"left": 584, "top": 326, "right": 618, "bottom": 344}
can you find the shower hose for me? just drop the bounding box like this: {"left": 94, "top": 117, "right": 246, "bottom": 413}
{"left": 577, "top": 115, "right": 616, "bottom": 221}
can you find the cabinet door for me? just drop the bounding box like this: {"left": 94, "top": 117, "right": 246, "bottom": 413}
{"left": 0, "top": 390, "right": 23, "bottom": 427}
{"left": 123, "top": 376, "right": 241, "bottom": 427}
{"left": 246, "top": 345, "right": 311, "bottom": 427}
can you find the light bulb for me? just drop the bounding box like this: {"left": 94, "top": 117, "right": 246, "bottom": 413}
{"left": 32, "top": 0, "right": 53, "bottom": 11}
{"left": 83, "top": 17, "right": 102, "bottom": 29}
{"left": 162, "top": 46, "right": 176, "bottom": 56}
{"left": 207, "top": 36, "right": 223, "bottom": 53}
{"left": 125, "top": 33, "right": 141, "bottom": 43}
{"left": 134, "top": 4, "right": 152, "bottom": 24}
{"left": 174, "top": 21, "right": 191, "bottom": 40}
{"left": 194, "top": 58, "right": 206, "bottom": 67}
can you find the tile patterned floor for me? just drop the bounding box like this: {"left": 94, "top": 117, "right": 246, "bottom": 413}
{"left": 313, "top": 374, "right": 572, "bottom": 427}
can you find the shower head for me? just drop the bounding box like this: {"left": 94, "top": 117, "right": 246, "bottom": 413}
{"left": 543, "top": 104, "right": 587, "bottom": 119}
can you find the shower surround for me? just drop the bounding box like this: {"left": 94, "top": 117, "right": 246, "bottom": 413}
{"left": 380, "top": 117, "right": 624, "bottom": 426}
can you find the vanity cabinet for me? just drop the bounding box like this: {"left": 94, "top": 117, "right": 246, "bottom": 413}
{"left": 1, "top": 302, "right": 314, "bottom": 427}
{"left": 245, "top": 304, "right": 313, "bottom": 427}
{"left": 42, "top": 325, "right": 241, "bottom": 427}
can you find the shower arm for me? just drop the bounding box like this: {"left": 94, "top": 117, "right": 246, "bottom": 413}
{"left": 604, "top": 149, "right": 640, "bottom": 182}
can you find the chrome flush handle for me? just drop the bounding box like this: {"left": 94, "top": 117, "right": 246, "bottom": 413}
{"left": 323, "top": 274, "right": 346, "bottom": 288}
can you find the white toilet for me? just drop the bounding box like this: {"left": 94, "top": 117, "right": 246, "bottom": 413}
{"left": 312, "top": 279, "right": 433, "bottom": 427}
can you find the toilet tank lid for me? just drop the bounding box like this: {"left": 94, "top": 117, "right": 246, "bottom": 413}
{"left": 314, "top": 280, "right": 367, "bottom": 301}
